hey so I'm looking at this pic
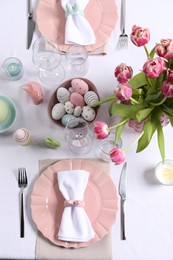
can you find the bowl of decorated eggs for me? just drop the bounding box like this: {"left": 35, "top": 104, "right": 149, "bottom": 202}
{"left": 48, "top": 78, "right": 100, "bottom": 127}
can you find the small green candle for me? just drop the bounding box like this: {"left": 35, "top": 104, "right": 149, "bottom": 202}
{"left": 7, "top": 62, "right": 21, "bottom": 77}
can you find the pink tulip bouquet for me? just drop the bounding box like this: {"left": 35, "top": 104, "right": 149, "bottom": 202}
{"left": 92, "top": 25, "right": 173, "bottom": 165}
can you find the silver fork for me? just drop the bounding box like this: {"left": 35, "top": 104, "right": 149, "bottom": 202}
{"left": 118, "top": 0, "right": 128, "bottom": 48}
{"left": 18, "top": 168, "right": 28, "bottom": 238}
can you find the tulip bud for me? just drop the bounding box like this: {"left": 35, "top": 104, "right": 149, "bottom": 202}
{"left": 130, "top": 25, "right": 150, "bottom": 47}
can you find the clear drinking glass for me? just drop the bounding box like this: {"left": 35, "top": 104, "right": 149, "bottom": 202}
{"left": 97, "top": 132, "right": 123, "bottom": 162}
{"left": 32, "top": 37, "right": 65, "bottom": 85}
{"left": 65, "top": 44, "right": 89, "bottom": 77}
{"left": 64, "top": 117, "right": 93, "bottom": 155}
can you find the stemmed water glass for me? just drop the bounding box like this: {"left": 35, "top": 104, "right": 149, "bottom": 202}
{"left": 32, "top": 37, "right": 65, "bottom": 85}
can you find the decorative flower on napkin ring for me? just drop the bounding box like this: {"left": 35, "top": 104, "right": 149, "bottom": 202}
{"left": 57, "top": 169, "right": 95, "bottom": 242}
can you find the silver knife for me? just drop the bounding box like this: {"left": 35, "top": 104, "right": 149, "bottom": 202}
{"left": 119, "top": 162, "right": 127, "bottom": 240}
{"left": 27, "top": 0, "right": 35, "bottom": 49}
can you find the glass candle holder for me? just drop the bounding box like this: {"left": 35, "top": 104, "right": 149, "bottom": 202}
{"left": 155, "top": 160, "right": 173, "bottom": 185}
{"left": 97, "top": 132, "right": 123, "bottom": 162}
{"left": 2, "top": 57, "right": 24, "bottom": 80}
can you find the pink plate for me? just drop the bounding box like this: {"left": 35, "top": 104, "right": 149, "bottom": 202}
{"left": 31, "top": 159, "right": 118, "bottom": 248}
{"left": 36, "top": 0, "right": 118, "bottom": 52}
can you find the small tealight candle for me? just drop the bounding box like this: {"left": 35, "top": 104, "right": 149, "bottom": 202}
{"left": 2, "top": 57, "right": 24, "bottom": 80}
{"left": 7, "top": 62, "right": 21, "bottom": 77}
{"left": 155, "top": 160, "right": 173, "bottom": 185}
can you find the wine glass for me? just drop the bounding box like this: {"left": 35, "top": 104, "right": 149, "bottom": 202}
{"left": 32, "top": 37, "right": 65, "bottom": 85}
{"left": 64, "top": 117, "right": 93, "bottom": 155}
{"left": 65, "top": 44, "right": 89, "bottom": 77}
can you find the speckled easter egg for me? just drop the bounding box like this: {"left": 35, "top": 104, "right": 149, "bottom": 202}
{"left": 84, "top": 91, "right": 99, "bottom": 107}
{"left": 71, "top": 79, "right": 89, "bottom": 95}
{"left": 56, "top": 87, "right": 70, "bottom": 103}
{"left": 73, "top": 106, "right": 82, "bottom": 117}
{"left": 51, "top": 103, "right": 65, "bottom": 120}
{"left": 82, "top": 106, "right": 96, "bottom": 122}
{"left": 70, "top": 92, "right": 85, "bottom": 107}
{"left": 61, "top": 114, "right": 76, "bottom": 126}
{"left": 64, "top": 101, "right": 74, "bottom": 114}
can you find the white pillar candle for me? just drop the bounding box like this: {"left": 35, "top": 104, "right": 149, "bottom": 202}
{"left": 155, "top": 160, "right": 173, "bottom": 185}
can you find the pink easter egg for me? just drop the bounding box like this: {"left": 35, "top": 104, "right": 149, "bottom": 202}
{"left": 71, "top": 79, "right": 89, "bottom": 95}
{"left": 70, "top": 92, "right": 85, "bottom": 107}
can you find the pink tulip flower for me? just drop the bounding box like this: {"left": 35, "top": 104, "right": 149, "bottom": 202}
{"left": 128, "top": 119, "right": 146, "bottom": 132}
{"left": 159, "top": 113, "right": 170, "bottom": 127}
{"left": 161, "top": 80, "right": 173, "bottom": 97}
{"left": 114, "top": 63, "right": 133, "bottom": 83}
{"left": 155, "top": 39, "right": 173, "bottom": 59}
{"left": 130, "top": 25, "right": 150, "bottom": 47}
{"left": 143, "top": 57, "right": 167, "bottom": 78}
{"left": 114, "top": 84, "right": 132, "bottom": 101}
{"left": 109, "top": 148, "right": 125, "bottom": 165}
{"left": 167, "top": 68, "right": 173, "bottom": 83}
{"left": 93, "top": 121, "right": 110, "bottom": 139}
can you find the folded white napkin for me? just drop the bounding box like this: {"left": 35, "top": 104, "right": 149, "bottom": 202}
{"left": 57, "top": 169, "right": 95, "bottom": 242}
{"left": 61, "top": 0, "right": 96, "bottom": 45}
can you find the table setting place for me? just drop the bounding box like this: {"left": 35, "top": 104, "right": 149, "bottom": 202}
{"left": 1, "top": 0, "right": 173, "bottom": 260}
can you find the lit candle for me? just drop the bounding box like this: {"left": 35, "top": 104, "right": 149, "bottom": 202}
{"left": 0, "top": 99, "right": 9, "bottom": 123}
{"left": 7, "top": 62, "right": 21, "bottom": 77}
{"left": 155, "top": 160, "right": 173, "bottom": 185}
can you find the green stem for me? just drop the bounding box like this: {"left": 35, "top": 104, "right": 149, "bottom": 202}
{"left": 130, "top": 97, "right": 140, "bottom": 104}
{"left": 91, "top": 94, "right": 116, "bottom": 108}
{"left": 149, "top": 96, "right": 167, "bottom": 106}
{"left": 144, "top": 45, "right": 149, "bottom": 58}
{"left": 108, "top": 118, "right": 128, "bottom": 130}
{"left": 122, "top": 131, "right": 144, "bottom": 153}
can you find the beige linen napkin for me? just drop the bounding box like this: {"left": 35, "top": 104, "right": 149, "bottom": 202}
{"left": 35, "top": 158, "right": 113, "bottom": 260}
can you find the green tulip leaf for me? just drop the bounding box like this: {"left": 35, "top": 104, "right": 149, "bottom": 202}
{"left": 115, "top": 118, "right": 128, "bottom": 143}
{"left": 136, "top": 107, "right": 154, "bottom": 122}
{"left": 145, "top": 77, "right": 156, "bottom": 89}
{"left": 145, "top": 91, "right": 162, "bottom": 102}
{"left": 149, "top": 47, "right": 156, "bottom": 58}
{"left": 110, "top": 103, "right": 145, "bottom": 118}
{"left": 136, "top": 120, "right": 156, "bottom": 152}
{"left": 162, "top": 105, "right": 173, "bottom": 117}
{"left": 128, "top": 72, "right": 147, "bottom": 89}
{"left": 156, "top": 123, "right": 165, "bottom": 162}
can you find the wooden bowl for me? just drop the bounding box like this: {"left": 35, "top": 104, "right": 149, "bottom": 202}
{"left": 48, "top": 78, "right": 100, "bottom": 127}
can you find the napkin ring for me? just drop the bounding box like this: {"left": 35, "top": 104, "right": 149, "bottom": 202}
{"left": 64, "top": 200, "right": 85, "bottom": 207}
